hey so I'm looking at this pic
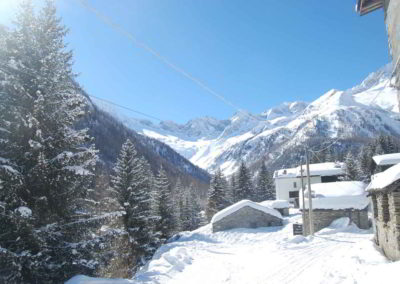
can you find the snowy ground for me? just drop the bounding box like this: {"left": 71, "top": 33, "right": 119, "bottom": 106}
{"left": 67, "top": 210, "right": 399, "bottom": 284}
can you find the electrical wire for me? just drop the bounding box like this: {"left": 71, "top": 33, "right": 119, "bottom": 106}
{"left": 75, "top": 0, "right": 259, "bottom": 121}
{"left": 88, "top": 94, "right": 163, "bottom": 121}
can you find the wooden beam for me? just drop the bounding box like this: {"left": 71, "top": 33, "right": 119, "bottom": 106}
{"left": 357, "top": 0, "right": 383, "bottom": 16}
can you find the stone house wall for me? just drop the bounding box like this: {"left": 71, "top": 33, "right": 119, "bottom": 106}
{"left": 373, "top": 190, "right": 400, "bottom": 261}
{"left": 302, "top": 207, "right": 369, "bottom": 236}
{"left": 212, "top": 206, "right": 283, "bottom": 233}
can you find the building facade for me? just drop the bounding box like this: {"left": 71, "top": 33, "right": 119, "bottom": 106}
{"left": 212, "top": 206, "right": 283, "bottom": 233}
{"left": 367, "top": 163, "right": 400, "bottom": 260}
{"left": 274, "top": 163, "right": 345, "bottom": 205}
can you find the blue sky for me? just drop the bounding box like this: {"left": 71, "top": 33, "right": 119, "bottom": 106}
{"left": 0, "top": 0, "right": 390, "bottom": 123}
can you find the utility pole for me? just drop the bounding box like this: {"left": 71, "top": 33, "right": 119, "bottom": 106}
{"left": 306, "top": 151, "right": 314, "bottom": 235}
{"left": 300, "top": 162, "right": 305, "bottom": 232}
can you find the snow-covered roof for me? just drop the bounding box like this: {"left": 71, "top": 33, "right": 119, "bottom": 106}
{"left": 211, "top": 200, "right": 282, "bottom": 224}
{"left": 274, "top": 162, "right": 345, "bottom": 179}
{"left": 300, "top": 181, "right": 369, "bottom": 210}
{"left": 367, "top": 163, "right": 400, "bottom": 191}
{"left": 259, "top": 200, "right": 290, "bottom": 209}
{"left": 372, "top": 153, "right": 400, "bottom": 166}
{"left": 296, "top": 162, "right": 345, "bottom": 177}
{"left": 273, "top": 167, "right": 297, "bottom": 179}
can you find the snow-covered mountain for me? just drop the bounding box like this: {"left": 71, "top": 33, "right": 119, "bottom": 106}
{"left": 94, "top": 63, "right": 400, "bottom": 175}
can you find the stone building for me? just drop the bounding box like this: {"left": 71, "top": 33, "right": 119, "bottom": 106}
{"left": 356, "top": 0, "right": 400, "bottom": 107}
{"left": 211, "top": 200, "right": 283, "bottom": 233}
{"left": 367, "top": 163, "right": 400, "bottom": 260}
{"left": 300, "top": 181, "right": 370, "bottom": 235}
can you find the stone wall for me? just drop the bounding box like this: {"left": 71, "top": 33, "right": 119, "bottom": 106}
{"left": 302, "top": 207, "right": 369, "bottom": 236}
{"left": 373, "top": 191, "right": 400, "bottom": 261}
{"left": 212, "top": 206, "right": 283, "bottom": 233}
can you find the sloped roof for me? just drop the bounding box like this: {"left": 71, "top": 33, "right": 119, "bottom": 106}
{"left": 367, "top": 163, "right": 400, "bottom": 191}
{"left": 372, "top": 153, "right": 400, "bottom": 166}
{"left": 211, "top": 200, "right": 282, "bottom": 224}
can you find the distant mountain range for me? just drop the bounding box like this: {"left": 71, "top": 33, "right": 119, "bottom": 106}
{"left": 94, "top": 63, "right": 400, "bottom": 176}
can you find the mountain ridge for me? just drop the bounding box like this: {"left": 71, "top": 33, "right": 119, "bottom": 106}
{"left": 94, "top": 63, "right": 400, "bottom": 175}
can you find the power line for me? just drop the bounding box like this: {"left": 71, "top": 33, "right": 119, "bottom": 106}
{"left": 88, "top": 94, "right": 163, "bottom": 121}
{"left": 75, "top": 0, "right": 256, "bottom": 120}
{"left": 0, "top": 62, "right": 164, "bottom": 122}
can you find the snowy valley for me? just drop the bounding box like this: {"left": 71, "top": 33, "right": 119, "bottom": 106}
{"left": 67, "top": 209, "right": 396, "bottom": 284}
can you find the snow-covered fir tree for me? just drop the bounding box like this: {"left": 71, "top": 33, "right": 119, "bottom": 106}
{"left": 255, "top": 162, "right": 275, "bottom": 202}
{"left": 206, "top": 169, "right": 229, "bottom": 221}
{"left": 0, "top": 1, "right": 99, "bottom": 282}
{"left": 111, "top": 139, "right": 155, "bottom": 274}
{"left": 154, "top": 166, "right": 176, "bottom": 243}
{"left": 236, "top": 161, "right": 254, "bottom": 201}
{"left": 344, "top": 151, "right": 360, "bottom": 181}
{"left": 173, "top": 178, "right": 185, "bottom": 231}
{"left": 228, "top": 174, "right": 237, "bottom": 204}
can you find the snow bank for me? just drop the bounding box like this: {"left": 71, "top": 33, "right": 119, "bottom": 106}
{"left": 259, "top": 200, "right": 290, "bottom": 209}
{"left": 373, "top": 153, "right": 400, "bottom": 166}
{"left": 329, "top": 217, "right": 351, "bottom": 229}
{"left": 317, "top": 217, "right": 363, "bottom": 235}
{"left": 367, "top": 163, "right": 400, "bottom": 191}
{"left": 211, "top": 200, "right": 282, "bottom": 224}
{"left": 300, "top": 182, "right": 369, "bottom": 210}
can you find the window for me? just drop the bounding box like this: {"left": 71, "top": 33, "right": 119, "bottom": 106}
{"left": 289, "top": 191, "right": 299, "bottom": 198}
{"left": 321, "top": 176, "right": 339, "bottom": 183}
{"left": 293, "top": 182, "right": 297, "bottom": 188}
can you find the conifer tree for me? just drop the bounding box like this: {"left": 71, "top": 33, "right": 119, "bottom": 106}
{"left": 111, "top": 139, "right": 155, "bottom": 272}
{"left": 236, "top": 161, "right": 254, "bottom": 201}
{"left": 187, "top": 186, "right": 204, "bottom": 230}
{"left": 344, "top": 151, "right": 359, "bottom": 181}
{"left": 0, "top": 1, "right": 98, "bottom": 281}
{"left": 228, "top": 174, "right": 237, "bottom": 204}
{"left": 174, "top": 178, "right": 185, "bottom": 231}
{"left": 256, "top": 162, "right": 275, "bottom": 201}
{"left": 206, "top": 169, "right": 228, "bottom": 221}
{"left": 154, "top": 166, "right": 176, "bottom": 243}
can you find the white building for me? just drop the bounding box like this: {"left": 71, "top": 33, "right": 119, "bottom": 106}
{"left": 273, "top": 162, "right": 345, "bottom": 205}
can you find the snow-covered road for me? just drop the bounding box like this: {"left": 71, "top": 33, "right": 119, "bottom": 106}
{"left": 67, "top": 210, "right": 398, "bottom": 284}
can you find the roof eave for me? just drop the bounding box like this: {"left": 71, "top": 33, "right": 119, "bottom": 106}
{"left": 356, "top": 0, "right": 384, "bottom": 16}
